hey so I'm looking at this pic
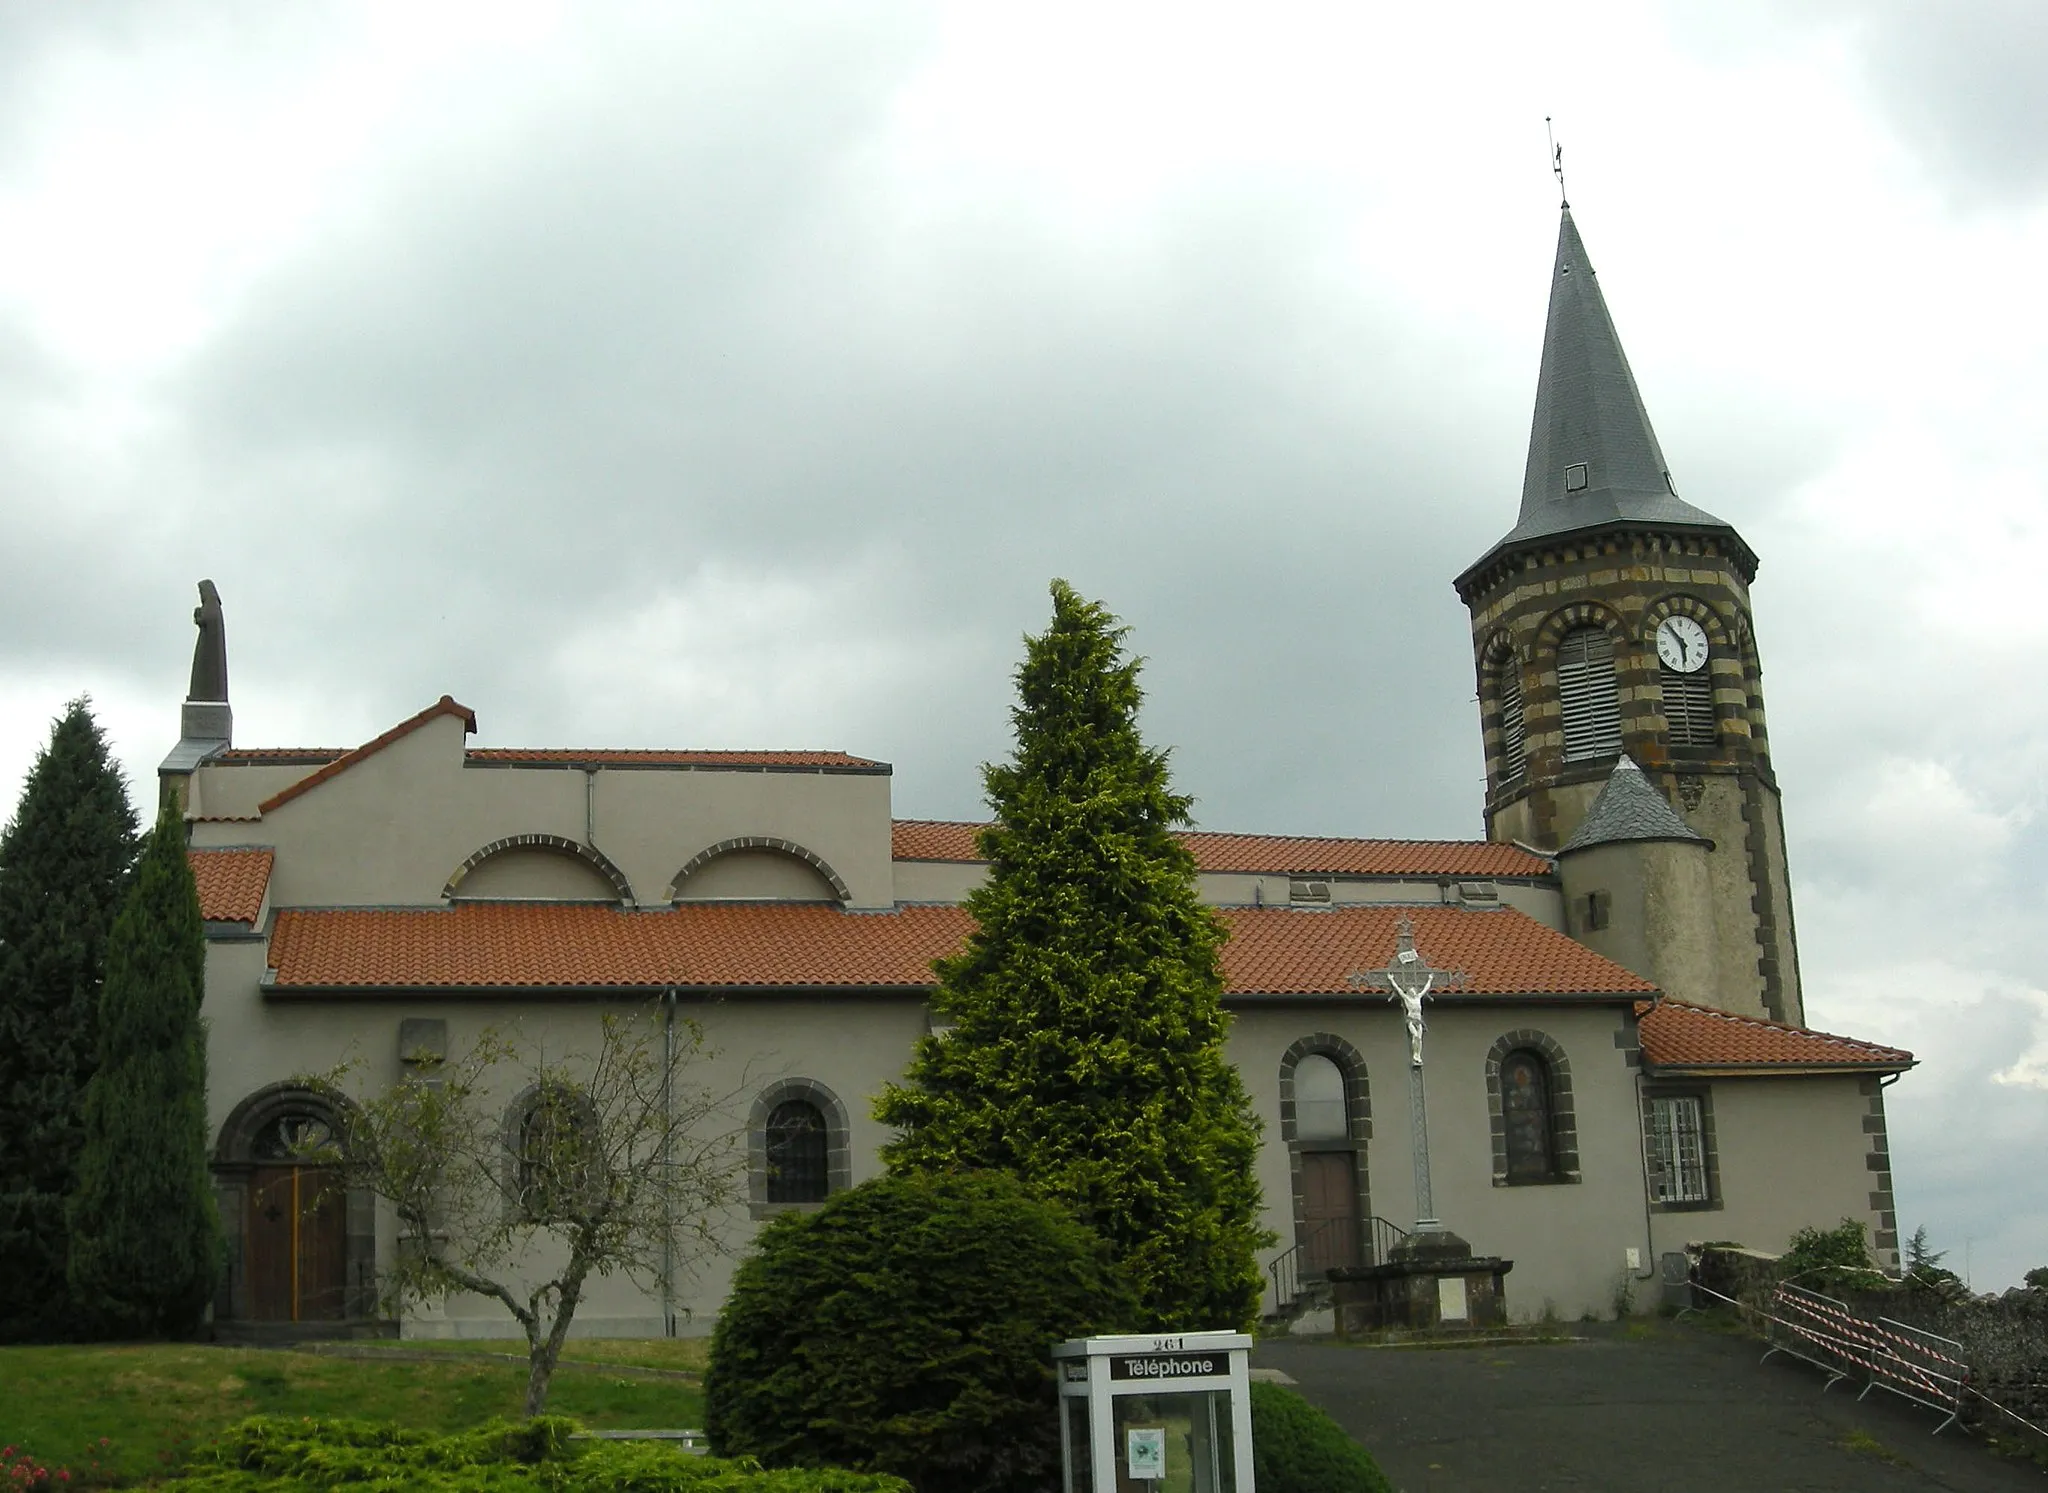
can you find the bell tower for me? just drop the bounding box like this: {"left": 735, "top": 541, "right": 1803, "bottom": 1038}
{"left": 1453, "top": 209, "right": 1802, "bottom": 1025}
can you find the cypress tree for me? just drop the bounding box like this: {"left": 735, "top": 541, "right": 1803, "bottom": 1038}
{"left": 877, "top": 581, "right": 1270, "bottom": 1329}
{"left": 0, "top": 700, "right": 139, "bottom": 1341}
{"left": 66, "top": 796, "right": 221, "bottom": 1338}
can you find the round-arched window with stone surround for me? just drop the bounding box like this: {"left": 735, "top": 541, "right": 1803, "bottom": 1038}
{"left": 1293, "top": 1054, "right": 1349, "bottom": 1142}
{"left": 747, "top": 1079, "right": 851, "bottom": 1216}
{"left": 765, "top": 1100, "right": 828, "bottom": 1204}
{"left": 1483, "top": 1030, "right": 1580, "bottom": 1187}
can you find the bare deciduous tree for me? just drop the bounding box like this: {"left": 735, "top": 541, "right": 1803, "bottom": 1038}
{"left": 315, "top": 1006, "right": 745, "bottom": 1415}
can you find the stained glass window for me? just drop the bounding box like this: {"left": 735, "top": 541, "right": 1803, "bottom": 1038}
{"left": 1501, "top": 1051, "right": 1555, "bottom": 1182}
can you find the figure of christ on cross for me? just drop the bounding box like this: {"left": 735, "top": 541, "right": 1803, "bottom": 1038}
{"left": 1350, "top": 916, "right": 1466, "bottom": 1232}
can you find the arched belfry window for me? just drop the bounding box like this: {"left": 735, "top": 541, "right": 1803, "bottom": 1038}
{"left": 765, "top": 1101, "right": 827, "bottom": 1204}
{"left": 1557, "top": 625, "right": 1621, "bottom": 762}
{"left": 1661, "top": 664, "right": 1716, "bottom": 747}
{"left": 1497, "top": 658, "right": 1527, "bottom": 781}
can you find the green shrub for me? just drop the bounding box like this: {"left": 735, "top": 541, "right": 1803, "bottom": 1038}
{"left": 1249, "top": 1381, "right": 1391, "bottom": 1493}
{"left": 705, "top": 1170, "right": 1139, "bottom": 1493}
{"left": 175, "top": 1415, "right": 908, "bottom": 1490}
{"left": 1779, "top": 1219, "right": 1889, "bottom": 1293}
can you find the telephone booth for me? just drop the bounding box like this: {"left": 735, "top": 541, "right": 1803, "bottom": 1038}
{"left": 1053, "top": 1330, "right": 1255, "bottom": 1493}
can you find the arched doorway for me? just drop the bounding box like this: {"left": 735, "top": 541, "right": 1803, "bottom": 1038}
{"left": 214, "top": 1087, "right": 373, "bottom": 1325}
{"left": 1294, "top": 1054, "right": 1361, "bottom": 1275}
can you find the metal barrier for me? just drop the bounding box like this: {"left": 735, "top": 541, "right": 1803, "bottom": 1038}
{"left": 1759, "top": 1282, "right": 1968, "bottom": 1434}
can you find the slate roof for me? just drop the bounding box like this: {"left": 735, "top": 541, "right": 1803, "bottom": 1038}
{"left": 262, "top": 901, "right": 1650, "bottom": 998}
{"left": 189, "top": 848, "right": 275, "bottom": 924}
{"left": 1637, "top": 1000, "right": 1913, "bottom": 1073}
{"left": 1558, "top": 757, "right": 1708, "bottom": 853}
{"left": 891, "top": 820, "right": 1553, "bottom": 879}
{"left": 1459, "top": 209, "right": 1753, "bottom": 588}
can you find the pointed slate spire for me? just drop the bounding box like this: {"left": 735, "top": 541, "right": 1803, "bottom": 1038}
{"left": 1459, "top": 210, "right": 1753, "bottom": 587}
{"left": 1557, "top": 755, "right": 1709, "bottom": 854}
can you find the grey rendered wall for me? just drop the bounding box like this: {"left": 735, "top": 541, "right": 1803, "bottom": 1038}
{"left": 1649, "top": 1073, "right": 1895, "bottom": 1269}
{"left": 1228, "top": 1000, "right": 1653, "bottom": 1323}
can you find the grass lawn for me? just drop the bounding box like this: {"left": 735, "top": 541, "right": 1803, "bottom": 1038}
{"left": 368, "top": 1335, "right": 711, "bottom": 1372}
{"left": 1, "top": 1342, "right": 704, "bottom": 1485}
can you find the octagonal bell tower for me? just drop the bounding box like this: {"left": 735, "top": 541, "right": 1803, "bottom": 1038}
{"left": 1453, "top": 208, "right": 1801, "bottom": 1025}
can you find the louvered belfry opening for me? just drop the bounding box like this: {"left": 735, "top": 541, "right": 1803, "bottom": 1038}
{"left": 1497, "top": 658, "right": 1527, "bottom": 780}
{"left": 1661, "top": 664, "right": 1716, "bottom": 747}
{"left": 1556, "top": 625, "right": 1622, "bottom": 762}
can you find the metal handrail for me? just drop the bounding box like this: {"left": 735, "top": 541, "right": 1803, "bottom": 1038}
{"left": 1268, "top": 1215, "right": 1413, "bottom": 1314}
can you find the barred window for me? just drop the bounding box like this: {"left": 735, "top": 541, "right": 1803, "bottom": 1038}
{"left": 765, "top": 1100, "right": 828, "bottom": 1204}
{"left": 1497, "top": 658, "right": 1527, "bottom": 781}
{"left": 1662, "top": 665, "right": 1716, "bottom": 748}
{"left": 1557, "top": 626, "right": 1621, "bottom": 762}
{"left": 1646, "top": 1094, "right": 1710, "bottom": 1204}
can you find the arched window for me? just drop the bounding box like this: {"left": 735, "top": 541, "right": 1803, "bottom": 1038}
{"left": 1293, "top": 1054, "right": 1348, "bottom": 1142}
{"left": 1556, "top": 625, "right": 1621, "bottom": 762}
{"left": 1661, "top": 665, "right": 1716, "bottom": 747}
{"left": 1497, "top": 657, "right": 1527, "bottom": 781}
{"left": 1499, "top": 1050, "right": 1556, "bottom": 1182}
{"left": 251, "top": 1107, "right": 336, "bottom": 1162}
{"left": 1485, "top": 1031, "right": 1579, "bottom": 1186}
{"left": 765, "top": 1100, "right": 828, "bottom": 1204}
{"left": 513, "top": 1084, "right": 598, "bottom": 1223}
{"left": 749, "top": 1079, "right": 850, "bottom": 1215}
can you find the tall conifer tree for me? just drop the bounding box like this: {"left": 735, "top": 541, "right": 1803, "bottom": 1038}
{"left": 0, "top": 700, "right": 139, "bottom": 1341}
{"left": 877, "top": 581, "right": 1269, "bottom": 1328}
{"left": 67, "top": 796, "right": 221, "bottom": 1338}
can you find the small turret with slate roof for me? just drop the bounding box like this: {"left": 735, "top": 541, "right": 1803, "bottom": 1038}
{"left": 1557, "top": 755, "right": 1710, "bottom": 854}
{"left": 1455, "top": 207, "right": 1802, "bottom": 1025}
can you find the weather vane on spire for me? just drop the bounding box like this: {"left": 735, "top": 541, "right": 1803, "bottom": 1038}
{"left": 1546, "top": 117, "right": 1568, "bottom": 209}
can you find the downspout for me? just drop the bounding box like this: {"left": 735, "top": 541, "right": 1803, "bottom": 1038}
{"left": 662, "top": 985, "right": 676, "bottom": 1337}
{"left": 1630, "top": 1001, "right": 1659, "bottom": 1287}
{"left": 1632, "top": 1067, "right": 1658, "bottom": 1286}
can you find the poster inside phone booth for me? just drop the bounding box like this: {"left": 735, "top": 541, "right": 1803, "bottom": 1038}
{"left": 1053, "top": 1331, "right": 1255, "bottom": 1493}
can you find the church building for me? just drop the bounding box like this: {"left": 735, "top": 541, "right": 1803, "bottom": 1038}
{"left": 167, "top": 207, "right": 1912, "bottom": 1337}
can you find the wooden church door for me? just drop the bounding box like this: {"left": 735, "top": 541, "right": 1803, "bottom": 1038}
{"left": 1300, "top": 1151, "right": 1362, "bottom": 1276}
{"left": 246, "top": 1165, "right": 347, "bottom": 1322}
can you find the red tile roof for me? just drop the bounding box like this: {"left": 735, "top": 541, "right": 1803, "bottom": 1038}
{"left": 1216, "top": 906, "right": 1653, "bottom": 996}
{"left": 466, "top": 749, "right": 886, "bottom": 769}
{"left": 189, "top": 849, "right": 274, "bottom": 924}
{"left": 891, "top": 820, "right": 1553, "bottom": 878}
{"left": 1636, "top": 1001, "right": 1913, "bottom": 1072}
{"left": 268, "top": 902, "right": 972, "bottom": 990}
{"left": 263, "top": 901, "right": 1649, "bottom": 998}
{"left": 259, "top": 697, "right": 479, "bottom": 814}
{"left": 214, "top": 748, "right": 348, "bottom": 765}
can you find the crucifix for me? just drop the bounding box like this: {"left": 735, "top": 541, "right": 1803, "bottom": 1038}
{"left": 1350, "top": 915, "right": 1466, "bottom": 1233}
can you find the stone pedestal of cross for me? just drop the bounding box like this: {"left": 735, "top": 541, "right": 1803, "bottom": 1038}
{"left": 1350, "top": 915, "right": 1466, "bottom": 1234}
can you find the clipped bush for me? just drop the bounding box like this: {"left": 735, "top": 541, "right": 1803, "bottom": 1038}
{"left": 1779, "top": 1219, "right": 1888, "bottom": 1293}
{"left": 176, "top": 1415, "right": 908, "bottom": 1491}
{"left": 1249, "top": 1381, "right": 1391, "bottom": 1493}
{"left": 705, "top": 1170, "right": 1139, "bottom": 1493}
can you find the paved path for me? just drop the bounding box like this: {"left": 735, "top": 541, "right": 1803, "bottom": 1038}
{"left": 1253, "top": 1320, "right": 2045, "bottom": 1492}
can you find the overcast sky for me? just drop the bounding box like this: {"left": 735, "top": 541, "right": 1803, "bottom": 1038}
{"left": 3, "top": 2, "right": 2044, "bottom": 1289}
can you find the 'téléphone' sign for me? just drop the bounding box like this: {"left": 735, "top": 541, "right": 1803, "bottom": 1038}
{"left": 1109, "top": 1349, "right": 1225, "bottom": 1381}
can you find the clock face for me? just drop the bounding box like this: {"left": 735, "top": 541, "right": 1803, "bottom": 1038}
{"left": 1655, "top": 615, "right": 1710, "bottom": 673}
